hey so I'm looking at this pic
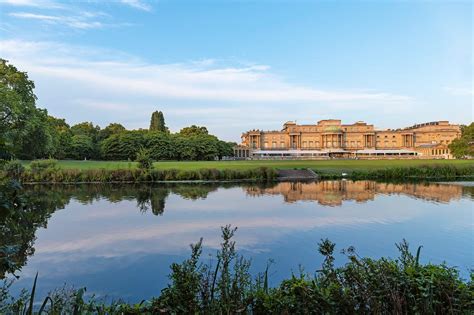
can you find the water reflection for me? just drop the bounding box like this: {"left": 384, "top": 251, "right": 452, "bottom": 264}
{"left": 247, "top": 181, "right": 470, "bottom": 205}
{"left": 2, "top": 181, "right": 472, "bottom": 301}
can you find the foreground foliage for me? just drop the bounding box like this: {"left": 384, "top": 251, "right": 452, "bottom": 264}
{"left": 1, "top": 226, "right": 472, "bottom": 314}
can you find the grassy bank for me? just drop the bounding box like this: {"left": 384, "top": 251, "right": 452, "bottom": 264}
{"left": 5, "top": 165, "right": 278, "bottom": 183}
{"left": 1, "top": 226, "right": 472, "bottom": 314}
{"left": 20, "top": 159, "right": 474, "bottom": 172}
{"left": 3, "top": 159, "right": 473, "bottom": 183}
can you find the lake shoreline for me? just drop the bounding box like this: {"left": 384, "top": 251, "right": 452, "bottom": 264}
{"left": 17, "top": 174, "right": 474, "bottom": 185}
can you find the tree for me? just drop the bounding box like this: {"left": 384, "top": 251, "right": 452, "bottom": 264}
{"left": 100, "top": 130, "right": 147, "bottom": 160}
{"left": 98, "top": 123, "right": 126, "bottom": 142}
{"left": 71, "top": 122, "right": 100, "bottom": 138}
{"left": 449, "top": 123, "right": 474, "bottom": 158}
{"left": 145, "top": 131, "right": 175, "bottom": 160}
{"left": 47, "top": 116, "right": 72, "bottom": 160}
{"left": 135, "top": 148, "right": 154, "bottom": 170}
{"left": 217, "top": 141, "right": 236, "bottom": 159}
{"left": 0, "top": 59, "right": 37, "bottom": 135}
{"left": 149, "top": 111, "right": 167, "bottom": 132}
{"left": 70, "top": 122, "right": 101, "bottom": 159}
{"left": 68, "top": 135, "right": 94, "bottom": 160}
{"left": 179, "top": 125, "right": 208, "bottom": 137}
{"left": 9, "top": 108, "right": 54, "bottom": 159}
{"left": 0, "top": 59, "right": 43, "bottom": 158}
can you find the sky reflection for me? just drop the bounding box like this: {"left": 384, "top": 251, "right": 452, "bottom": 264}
{"left": 9, "top": 181, "right": 474, "bottom": 302}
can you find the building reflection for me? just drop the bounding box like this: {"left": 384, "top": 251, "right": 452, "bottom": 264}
{"left": 246, "top": 181, "right": 466, "bottom": 206}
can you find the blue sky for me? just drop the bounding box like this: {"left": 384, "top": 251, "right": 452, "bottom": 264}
{"left": 0, "top": 0, "right": 472, "bottom": 141}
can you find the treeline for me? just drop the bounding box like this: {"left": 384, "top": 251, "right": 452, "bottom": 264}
{"left": 0, "top": 59, "right": 235, "bottom": 161}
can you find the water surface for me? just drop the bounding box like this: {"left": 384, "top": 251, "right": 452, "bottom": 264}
{"left": 6, "top": 180, "right": 474, "bottom": 302}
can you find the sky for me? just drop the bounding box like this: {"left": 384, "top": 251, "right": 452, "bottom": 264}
{"left": 0, "top": 0, "right": 472, "bottom": 141}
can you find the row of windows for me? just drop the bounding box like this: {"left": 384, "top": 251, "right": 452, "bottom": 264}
{"left": 432, "top": 149, "right": 449, "bottom": 155}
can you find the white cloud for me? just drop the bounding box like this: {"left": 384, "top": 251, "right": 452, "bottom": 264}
{"left": 1, "top": 40, "right": 409, "bottom": 103}
{"left": 8, "top": 11, "right": 109, "bottom": 29}
{"left": 444, "top": 86, "right": 473, "bottom": 96}
{"left": 0, "top": 0, "right": 62, "bottom": 8}
{"left": 120, "top": 0, "right": 152, "bottom": 12}
{"left": 0, "top": 39, "right": 415, "bottom": 140}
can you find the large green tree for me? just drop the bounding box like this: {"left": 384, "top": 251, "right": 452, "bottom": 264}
{"left": 0, "top": 59, "right": 50, "bottom": 158}
{"left": 449, "top": 123, "right": 474, "bottom": 158}
{"left": 9, "top": 109, "right": 54, "bottom": 159}
{"left": 149, "top": 110, "right": 167, "bottom": 132}
{"left": 0, "top": 59, "right": 36, "bottom": 133}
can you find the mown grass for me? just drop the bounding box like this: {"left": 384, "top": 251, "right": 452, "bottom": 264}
{"left": 21, "top": 159, "right": 474, "bottom": 173}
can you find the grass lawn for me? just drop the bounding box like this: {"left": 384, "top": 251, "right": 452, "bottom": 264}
{"left": 22, "top": 159, "right": 474, "bottom": 173}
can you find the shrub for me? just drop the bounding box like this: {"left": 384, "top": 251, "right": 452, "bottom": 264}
{"left": 29, "top": 159, "right": 58, "bottom": 173}
{"left": 2, "top": 160, "right": 25, "bottom": 179}
{"left": 135, "top": 148, "right": 154, "bottom": 171}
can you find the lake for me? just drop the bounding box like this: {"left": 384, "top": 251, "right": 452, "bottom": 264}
{"left": 6, "top": 180, "right": 474, "bottom": 302}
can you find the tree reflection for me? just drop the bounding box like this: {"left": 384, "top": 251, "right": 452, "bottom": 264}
{"left": 0, "top": 181, "right": 69, "bottom": 278}
{"left": 0, "top": 182, "right": 236, "bottom": 277}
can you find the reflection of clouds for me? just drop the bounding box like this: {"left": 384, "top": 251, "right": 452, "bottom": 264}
{"left": 14, "top": 182, "right": 472, "bottom": 295}
{"left": 37, "top": 216, "right": 400, "bottom": 255}
{"left": 33, "top": 192, "right": 441, "bottom": 262}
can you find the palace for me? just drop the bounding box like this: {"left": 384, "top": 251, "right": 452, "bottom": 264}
{"left": 234, "top": 119, "right": 461, "bottom": 159}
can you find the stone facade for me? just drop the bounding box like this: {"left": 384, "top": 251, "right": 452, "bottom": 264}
{"left": 235, "top": 120, "right": 461, "bottom": 159}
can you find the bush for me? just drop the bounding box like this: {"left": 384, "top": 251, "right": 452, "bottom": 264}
{"left": 2, "top": 160, "right": 25, "bottom": 179}
{"left": 135, "top": 148, "right": 154, "bottom": 170}
{"left": 29, "top": 159, "right": 58, "bottom": 173}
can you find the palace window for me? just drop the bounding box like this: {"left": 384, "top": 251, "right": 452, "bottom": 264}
{"left": 280, "top": 142, "right": 285, "bottom": 148}
{"left": 272, "top": 141, "right": 276, "bottom": 148}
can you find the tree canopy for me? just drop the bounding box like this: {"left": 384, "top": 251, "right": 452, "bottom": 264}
{"left": 449, "top": 123, "right": 474, "bottom": 158}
